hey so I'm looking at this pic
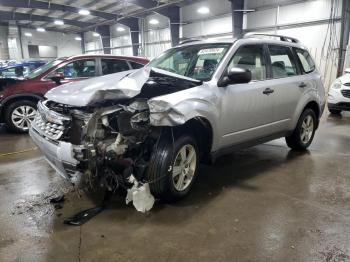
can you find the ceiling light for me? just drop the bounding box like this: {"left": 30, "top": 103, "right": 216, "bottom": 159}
{"left": 36, "top": 27, "right": 46, "bottom": 32}
{"left": 24, "top": 32, "right": 32, "bottom": 37}
{"left": 79, "top": 9, "right": 90, "bottom": 15}
{"left": 149, "top": 19, "right": 159, "bottom": 25}
{"left": 117, "top": 26, "right": 125, "bottom": 32}
{"left": 75, "top": 36, "right": 82, "bottom": 41}
{"left": 197, "top": 7, "right": 210, "bottom": 14}
{"left": 54, "top": 20, "right": 64, "bottom": 25}
{"left": 93, "top": 32, "right": 100, "bottom": 37}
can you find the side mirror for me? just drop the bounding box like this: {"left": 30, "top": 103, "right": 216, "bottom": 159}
{"left": 218, "top": 67, "right": 252, "bottom": 87}
{"left": 50, "top": 72, "right": 64, "bottom": 84}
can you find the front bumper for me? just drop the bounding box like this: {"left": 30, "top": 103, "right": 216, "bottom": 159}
{"left": 328, "top": 102, "right": 350, "bottom": 111}
{"left": 29, "top": 127, "right": 79, "bottom": 179}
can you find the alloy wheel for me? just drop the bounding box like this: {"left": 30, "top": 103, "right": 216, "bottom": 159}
{"left": 300, "top": 115, "right": 314, "bottom": 144}
{"left": 11, "top": 105, "right": 37, "bottom": 131}
{"left": 172, "top": 144, "right": 197, "bottom": 192}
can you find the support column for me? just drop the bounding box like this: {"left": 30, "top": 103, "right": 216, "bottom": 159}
{"left": 80, "top": 32, "right": 85, "bottom": 54}
{"left": 96, "top": 25, "right": 111, "bottom": 54}
{"left": 159, "top": 6, "right": 180, "bottom": 46}
{"left": 338, "top": 0, "right": 350, "bottom": 76}
{"left": 229, "top": 0, "right": 244, "bottom": 38}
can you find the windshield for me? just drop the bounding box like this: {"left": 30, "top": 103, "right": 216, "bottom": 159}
{"left": 148, "top": 43, "right": 231, "bottom": 81}
{"left": 26, "top": 59, "right": 64, "bottom": 79}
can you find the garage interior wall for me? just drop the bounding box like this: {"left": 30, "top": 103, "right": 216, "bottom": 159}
{"left": 143, "top": 14, "right": 172, "bottom": 59}
{"left": 180, "top": 0, "right": 343, "bottom": 89}
{"left": 110, "top": 24, "right": 133, "bottom": 56}
{"left": 20, "top": 28, "right": 82, "bottom": 60}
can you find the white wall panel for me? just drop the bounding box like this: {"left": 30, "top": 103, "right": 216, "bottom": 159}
{"left": 21, "top": 29, "right": 81, "bottom": 59}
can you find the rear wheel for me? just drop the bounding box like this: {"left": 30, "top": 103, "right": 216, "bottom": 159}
{"left": 147, "top": 134, "right": 199, "bottom": 202}
{"left": 4, "top": 100, "right": 37, "bottom": 133}
{"left": 285, "top": 108, "right": 317, "bottom": 151}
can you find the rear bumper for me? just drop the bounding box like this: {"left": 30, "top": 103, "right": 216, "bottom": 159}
{"left": 328, "top": 102, "right": 350, "bottom": 111}
{"left": 29, "top": 127, "right": 79, "bottom": 179}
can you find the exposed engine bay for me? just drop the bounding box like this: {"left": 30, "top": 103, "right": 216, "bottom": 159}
{"left": 30, "top": 68, "right": 204, "bottom": 212}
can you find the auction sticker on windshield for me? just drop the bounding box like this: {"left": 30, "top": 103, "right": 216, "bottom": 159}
{"left": 198, "top": 48, "right": 225, "bottom": 55}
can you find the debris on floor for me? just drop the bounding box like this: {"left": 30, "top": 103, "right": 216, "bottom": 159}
{"left": 126, "top": 175, "right": 155, "bottom": 213}
{"left": 64, "top": 206, "right": 104, "bottom": 226}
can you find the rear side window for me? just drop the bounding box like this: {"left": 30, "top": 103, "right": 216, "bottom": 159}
{"left": 129, "top": 61, "right": 145, "bottom": 69}
{"left": 101, "top": 59, "right": 130, "bottom": 75}
{"left": 268, "top": 45, "right": 297, "bottom": 78}
{"left": 228, "top": 45, "right": 267, "bottom": 81}
{"left": 295, "top": 48, "right": 315, "bottom": 73}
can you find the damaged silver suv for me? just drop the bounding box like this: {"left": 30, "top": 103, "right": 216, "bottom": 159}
{"left": 29, "top": 34, "right": 325, "bottom": 208}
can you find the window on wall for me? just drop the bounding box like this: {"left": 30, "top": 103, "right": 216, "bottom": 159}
{"left": 227, "top": 45, "right": 267, "bottom": 81}
{"left": 101, "top": 59, "right": 130, "bottom": 75}
{"left": 52, "top": 59, "right": 96, "bottom": 78}
{"left": 268, "top": 45, "right": 298, "bottom": 78}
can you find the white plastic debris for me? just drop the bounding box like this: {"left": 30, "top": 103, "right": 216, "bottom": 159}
{"left": 126, "top": 175, "right": 155, "bottom": 213}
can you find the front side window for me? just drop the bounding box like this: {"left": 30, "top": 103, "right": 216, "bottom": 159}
{"left": 101, "top": 59, "right": 130, "bottom": 75}
{"left": 53, "top": 59, "right": 96, "bottom": 78}
{"left": 268, "top": 45, "right": 297, "bottom": 78}
{"left": 148, "top": 44, "right": 231, "bottom": 81}
{"left": 227, "top": 45, "right": 266, "bottom": 81}
{"left": 295, "top": 48, "right": 315, "bottom": 73}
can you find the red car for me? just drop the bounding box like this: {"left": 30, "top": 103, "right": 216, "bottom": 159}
{"left": 0, "top": 54, "right": 149, "bottom": 132}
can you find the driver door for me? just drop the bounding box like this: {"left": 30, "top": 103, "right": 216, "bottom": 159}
{"left": 219, "top": 44, "right": 275, "bottom": 147}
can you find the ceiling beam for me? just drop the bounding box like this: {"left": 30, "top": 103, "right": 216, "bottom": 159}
{"left": 0, "top": 0, "right": 117, "bottom": 20}
{"left": 0, "top": 10, "right": 94, "bottom": 27}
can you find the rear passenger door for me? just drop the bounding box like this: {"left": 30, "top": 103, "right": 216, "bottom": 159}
{"left": 265, "top": 44, "right": 304, "bottom": 132}
{"left": 100, "top": 58, "right": 131, "bottom": 75}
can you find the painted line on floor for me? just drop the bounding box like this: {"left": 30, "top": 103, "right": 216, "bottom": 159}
{"left": 0, "top": 147, "right": 38, "bottom": 157}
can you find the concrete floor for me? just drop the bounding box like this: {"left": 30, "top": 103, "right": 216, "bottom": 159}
{"left": 0, "top": 112, "right": 350, "bottom": 262}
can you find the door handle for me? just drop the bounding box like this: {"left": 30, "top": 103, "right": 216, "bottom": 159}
{"left": 299, "top": 82, "right": 307, "bottom": 88}
{"left": 263, "top": 88, "right": 274, "bottom": 95}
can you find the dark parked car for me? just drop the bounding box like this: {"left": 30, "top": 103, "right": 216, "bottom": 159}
{"left": 0, "top": 54, "right": 149, "bottom": 132}
{"left": 0, "top": 60, "right": 47, "bottom": 79}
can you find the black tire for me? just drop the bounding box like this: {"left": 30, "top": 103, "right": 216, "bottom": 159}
{"left": 4, "top": 100, "right": 38, "bottom": 133}
{"left": 328, "top": 108, "right": 341, "bottom": 115}
{"left": 147, "top": 133, "right": 199, "bottom": 202}
{"left": 285, "top": 108, "right": 317, "bottom": 151}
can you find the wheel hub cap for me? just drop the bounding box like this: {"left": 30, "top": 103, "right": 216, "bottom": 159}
{"left": 172, "top": 144, "right": 197, "bottom": 192}
{"left": 11, "top": 105, "right": 37, "bottom": 131}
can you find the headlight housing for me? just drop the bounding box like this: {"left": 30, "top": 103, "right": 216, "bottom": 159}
{"left": 331, "top": 79, "right": 342, "bottom": 89}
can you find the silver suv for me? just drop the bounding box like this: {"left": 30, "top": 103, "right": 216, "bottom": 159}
{"left": 29, "top": 34, "right": 325, "bottom": 205}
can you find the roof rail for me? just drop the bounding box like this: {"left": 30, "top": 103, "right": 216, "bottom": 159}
{"left": 179, "top": 39, "right": 202, "bottom": 45}
{"left": 243, "top": 33, "right": 300, "bottom": 43}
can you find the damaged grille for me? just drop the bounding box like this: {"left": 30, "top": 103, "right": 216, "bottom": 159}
{"left": 32, "top": 101, "right": 70, "bottom": 140}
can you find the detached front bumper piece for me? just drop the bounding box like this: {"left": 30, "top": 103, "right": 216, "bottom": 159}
{"left": 29, "top": 127, "right": 79, "bottom": 179}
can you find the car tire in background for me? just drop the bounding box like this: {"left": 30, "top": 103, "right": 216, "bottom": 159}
{"left": 285, "top": 108, "right": 317, "bottom": 151}
{"left": 147, "top": 133, "right": 199, "bottom": 202}
{"left": 4, "top": 100, "right": 38, "bottom": 133}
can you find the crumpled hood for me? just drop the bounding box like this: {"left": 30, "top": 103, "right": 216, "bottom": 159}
{"left": 45, "top": 67, "right": 202, "bottom": 107}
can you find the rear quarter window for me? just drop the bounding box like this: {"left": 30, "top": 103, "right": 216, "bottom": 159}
{"left": 295, "top": 48, "right": 315, "bottom": 73}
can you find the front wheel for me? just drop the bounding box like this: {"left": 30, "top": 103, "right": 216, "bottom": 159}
{"left": 285, "top": 108, "right": 317, "bottom": 151}
{"left": 4, "top": 100, "right": 37, "bottom": 133}
{"left": 147, "top": 134, "right": 199, "bottom": 202}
